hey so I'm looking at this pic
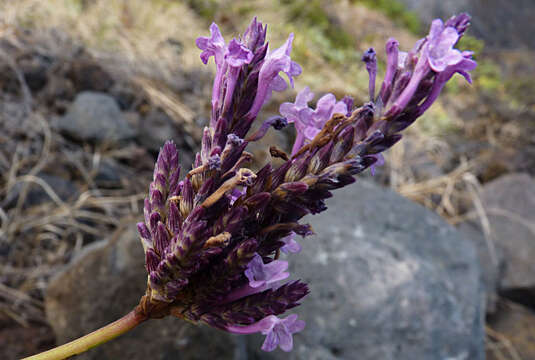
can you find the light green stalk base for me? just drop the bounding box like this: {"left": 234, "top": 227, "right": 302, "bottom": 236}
{"left": 23, "top": 309, "right": 148, "bottom": 360}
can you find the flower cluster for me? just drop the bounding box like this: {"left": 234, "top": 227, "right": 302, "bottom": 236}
{"left": 137, "top": 14, "right": 476, "bottom": 352}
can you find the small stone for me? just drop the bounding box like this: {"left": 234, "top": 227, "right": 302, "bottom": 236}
{"left": 68, "top": 60, "right": 114, "bottom": 93}
{"left": 457, "top": 220, "right": 504, "bottom": 314}
{"left": 56, "top": 91, "right": 137, "bottom": 143}
{"left": 480, "top": 173, "right": 535, "bottom": 290}
{"left": 94, "top": 158, "right": 128, "bottom": 188}
{"left": 139, "top": 109, "right": 178, "bottom": 152}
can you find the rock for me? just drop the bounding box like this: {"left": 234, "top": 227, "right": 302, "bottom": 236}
{"left": 68, "top": 60, "right": 114, "bottom": 93}
{"left": 19, "top": 53, "right": 51, "bottom": 92}
{"left": 398, "top": 0, "right": 535, "bottom": 50}
{"left": 56, "top": 91, "right": 136, "bottom": 143}
{"left": 248, "top": 181, "right": 484, "bottom": 359}
{"left": 45, "top": 225, "right": 241, "bottom": 360}
{"left": 138, "top": 109, "right": 179, "bottom": 152}
{"left": 477, "top": 173, "right": 535, "bottom": 290}
{"left": 487, "top": 300, "right": 535, "bottom": 360}
{"left": 457, "top": 221, "right": 504, "bottom": 313}
{"left": 94, "top": 157, "right": 129, "bottom": 188}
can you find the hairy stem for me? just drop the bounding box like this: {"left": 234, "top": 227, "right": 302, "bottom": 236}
{"left": 23, "top": 309, "right": 148, "bottom": 360}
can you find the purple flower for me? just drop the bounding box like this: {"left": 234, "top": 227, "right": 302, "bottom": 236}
{"left": 196, "top": 23, "right": 226, "bottom": 66}
{"left": 245, "top": 253, "right": 289, "bottom": 288}
{"left": 280, "top": 232, "right": 302, "bottom": 254}
{"left": 426, "top": 19, "right": 464, "bottom": 72}
{"left": 362, "top": 48, "right": 377, "bottom": 101}
{"left": 222, "top": 253, "right": 290, "bottom": 303}
{"left": 280, "top": 87, "right": 347, "bottom": 155}
{"left": 225, "top": 38, "right": 254, "bottom": 67}
{"left": 196, "top": 26, "right": 254, "bottom": 126}
{"left": 417, "top": 50, "right": 477, "bottom": 114}
{"left": 225, "top": 314, "right": 305, "bottom": 352}
{"left": 368, "top": 153, "right": 385, "bottom": 176}
{"left": 385, "top": 14, "right": 475, "bottom": 117}
{"left": 196, "top": 23, "right": 228, "bottom": 125}
{"left": 229, "top": 187, "right": 245, "bottom": 205}
{"left": 222, "top": 39, "right": 254, "bottom": 113}
{"left": 247, "top": 33, "right": 302, "bottom": 120}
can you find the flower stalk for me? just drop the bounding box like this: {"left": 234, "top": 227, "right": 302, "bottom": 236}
{"left": 22, "top": 309, "right": 148, "bottom": 360}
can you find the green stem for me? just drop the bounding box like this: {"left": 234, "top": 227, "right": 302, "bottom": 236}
{"left": 23, "top": 309, "right": 148, "bottom": 360}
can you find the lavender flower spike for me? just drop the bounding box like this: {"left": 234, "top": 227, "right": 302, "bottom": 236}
{"left": 225, "top": 314, "right": 306, "bottom": 352}
{"left": 247, "top": 33, "right": 302, "bottom": 120}
{"left": 132, "top": 14, "right": 476, "bottom": 355}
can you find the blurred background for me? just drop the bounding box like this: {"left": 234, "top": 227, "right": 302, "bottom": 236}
{"left": 0, "top": 0, "right": 534, "bottom": 359}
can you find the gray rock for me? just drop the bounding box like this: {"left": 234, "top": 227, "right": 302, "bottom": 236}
{"left": 56, "top": 91, "right": 136, "bottom": 143}
{"left": 94, "top": 157, "right": 128, "bottom": 188}
{"left": 138, "top": 109, "right": 180, "bottom": 152}
{"left": 45, "top": 225, "right": 240, "bottom": 360}
{"left": 398, "top": 0, "right": 535, "bottom": 50}
{"left": 457, "top": 221, "right": 504, "bottom": 313}
{"left": 248, "top": 181, "right": 484, "bottom": 359}
{"left": 478, "top": 173, "right": 535, "bottom": 290}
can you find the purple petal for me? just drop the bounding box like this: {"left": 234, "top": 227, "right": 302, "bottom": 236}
{"left": 196, "top": 23, "right": 226, "bottom": 66}
{"left": 280, "top": 232, "right": 302, "bottom": 254}
{"left": 244, "top": 254, "right": 290, "bottom": 288}
{"left": 261, "top": 329, "right": 279, "bottom": 352}
{"left": 247, "top": 33, "right": 301, "bottom": 120}
{"left": 274, "top": 324, "right": 293, "bottom": 352}
{"left": 225, "top": 38, "right": 253, "bottom": 67}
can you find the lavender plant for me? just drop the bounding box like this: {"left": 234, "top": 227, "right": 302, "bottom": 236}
{"left": 26, "top": 14, "right": 476, "bottom": 360}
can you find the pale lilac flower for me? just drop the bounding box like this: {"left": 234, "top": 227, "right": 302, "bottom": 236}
{"left": 245, "top": 253, "right": 289, "bottom": 288}
{"left": 196, "top": 23, "right": 228, "bottom": 125}
{"left": 417, "top": 50, "right": 477, "bottom": 114}
{"left": 368, "top": 153, "right": 385, "bottom": 176}
{"left": 386, "top": 17, "right": 472, "bottom": 117}
{"left": 223, "top": 253, "right": 290, "bottom": 303}
{"left": 222, "top": 39, "right": 253, "bottom": 113}
{"left": 280, "top": 232, "right": 302, "bottom": 254}
{"left": 247, "top": 34, "right": 302, "bottom": 120}
{"left": 280, "top": 87, "right": 347, "bottom": 155}
{"left": 196, "top": 23, "right": 226, "bottom": 66}
{"left": 426, "top": 19, "right": 464, "bottom": 72}
{"left": 225, "top": 314, "right": 305, "bottom": 352}
{"left": 225, "top": 38, "right": 254, "bottom": 67}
